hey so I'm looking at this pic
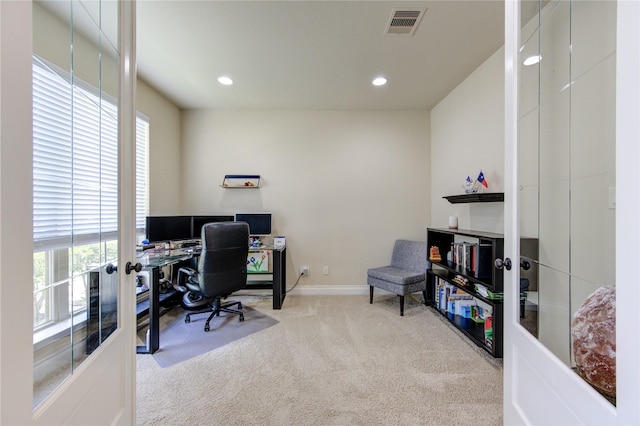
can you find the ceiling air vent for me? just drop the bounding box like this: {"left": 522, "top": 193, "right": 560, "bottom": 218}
{"left": 385, "top": 8, "right": 426, "bottom": 36}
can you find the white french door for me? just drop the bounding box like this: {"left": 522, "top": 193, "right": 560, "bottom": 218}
{"left": 0, "top": 1, "right": 137, "bottom": 424}
{"left": 504, "top": 0, "right": 640, "bottom": 424}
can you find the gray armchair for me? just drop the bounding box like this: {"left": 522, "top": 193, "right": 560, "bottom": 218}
{"left": 367, "top": 239, "right": 428, "bottom": 316}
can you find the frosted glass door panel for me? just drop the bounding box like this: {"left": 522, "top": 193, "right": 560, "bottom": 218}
{"left": 32, "top": 0, "right": 120, "bottom": 408}
{"left": 516, "top": 0, "right": 616, "bottom": 404}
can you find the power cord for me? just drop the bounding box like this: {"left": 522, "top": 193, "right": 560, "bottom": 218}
{"left": 285, "top": 272, "right": 305, "bottom": 294}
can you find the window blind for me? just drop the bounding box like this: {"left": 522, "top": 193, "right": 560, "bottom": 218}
{"left": 33, "top": 56, "right": 148, "bottom": 251}
{"left": 136, "top": 114, "right": 149, "bottom": 233}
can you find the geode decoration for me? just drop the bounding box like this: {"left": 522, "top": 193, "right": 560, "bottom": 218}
{"left": 571, "top": 286, "right": 616, "bottom": 397}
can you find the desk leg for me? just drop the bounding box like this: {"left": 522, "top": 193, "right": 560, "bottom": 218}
{"left": 137, "top": 266, "right": 160, "bottom": 354}
{"left": 272, "top": 248, "right": 286, "bottom": 309}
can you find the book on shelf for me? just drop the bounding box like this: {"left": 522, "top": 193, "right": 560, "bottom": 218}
{"left": 436, "top": 277, "right": 481, "bottom": 315}
{"left": 461, "top": 305, "right": 472, "bottom": 318}
{"left": 484, "top": 315, "right": 494, "bottom": 347}
{"left": 450, "top": 298, "right": 476, "bottom": 316}
{"left": 448, "top": 293, "right": 473, "bottom": 300}
{"left": 449, "top": 241, "right": 492, "bottom": 278}
{"left": 471, "top": 244, "right": 477, "bottom": 273}
{"left": 475, "top": 243, "right": 493, "bottom": 278}
{"left": 475, "top": 283, "right": 489, "bottom": 297}
{"left": 470, "top": 302, "right": 493, "bottom": 323}
{"left": 474, "top": 283, "right": 503, "bottom": 300}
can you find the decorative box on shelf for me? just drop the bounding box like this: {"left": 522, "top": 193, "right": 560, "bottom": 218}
{"left": 220, "top": 175, "right": 261, "bottom": 188}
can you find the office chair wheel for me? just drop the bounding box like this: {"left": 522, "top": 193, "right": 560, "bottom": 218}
{"left": 185, "top": 315, "right": 191, "bottom": 323}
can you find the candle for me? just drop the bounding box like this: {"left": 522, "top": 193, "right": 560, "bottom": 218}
{"left": 448, "top": 216, "right": 458, "bottom": 229}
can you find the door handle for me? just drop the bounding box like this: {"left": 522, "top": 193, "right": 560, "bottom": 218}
{"left": 125, "top": 261, "right": 142, "bottom": 275}
{"left": 105, "top": 262, "right": 142, "bottom": 275}
{"left": 495, "top": 257, "right": 512, "bottom": 270}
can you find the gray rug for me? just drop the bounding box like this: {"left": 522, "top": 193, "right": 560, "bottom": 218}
{"left": 141, "top": 305, "right": 278, "bottom": 368}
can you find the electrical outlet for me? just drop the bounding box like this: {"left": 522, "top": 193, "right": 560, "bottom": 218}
{"left": 300, "top": 266, "right": 309, "bottom": 275}
{"left": 609, "top": 186, "right": 616, "bottom": 209}
{"left": 323, "top": 266, "right": 329, "bottom": 275}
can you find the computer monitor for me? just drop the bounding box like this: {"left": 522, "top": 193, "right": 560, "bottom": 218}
{"left": 145, "top": 216, "right": 192, "bottom": 243}
{"left": 191, "top": 215, "right": 234, "bottom": 238}
{"left": 234, "top": 212, "right": 272, "bottom": 236}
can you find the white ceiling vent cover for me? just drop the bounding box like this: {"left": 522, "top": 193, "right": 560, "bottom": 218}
{"left": 385, "top": 8, "right": 426, "bottom": 36}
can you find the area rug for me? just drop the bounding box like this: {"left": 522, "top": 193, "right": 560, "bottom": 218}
{"left": 140, "top": 306, "right": 278, "bottom": 368}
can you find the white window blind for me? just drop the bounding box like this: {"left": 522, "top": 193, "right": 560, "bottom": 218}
{"left": 136, "top": 113, "right": 149, "bottom": 233}
{"left": 33, "top": 56, "right": 148, "bottom": 251}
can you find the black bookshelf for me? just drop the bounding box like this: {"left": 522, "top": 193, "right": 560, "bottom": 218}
{"left": 427, "top": 228, "right": 505, "bottom": 358}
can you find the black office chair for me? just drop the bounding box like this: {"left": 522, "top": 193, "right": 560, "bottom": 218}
{"left": 176, "top": 222, "right": 249, "bottom": 332}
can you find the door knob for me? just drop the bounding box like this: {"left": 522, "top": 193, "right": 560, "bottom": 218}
{"left": 520, "top": 259, "right": 531, "bottom": 270}
{"left": 495, "top": 257, "right": 512, "bottom": 270}
{"left": 106, "top": 263, "right": 117, "bottom": 274}
{"left": 125, "top": 261, "right": 142, "bottom": 275}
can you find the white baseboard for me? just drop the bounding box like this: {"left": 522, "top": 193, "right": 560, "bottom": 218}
{"left": 287, "top": 285, "right": 369, "bottom": 296}
{"left": 238, "top": 284, "right": 395, "bottom": 297}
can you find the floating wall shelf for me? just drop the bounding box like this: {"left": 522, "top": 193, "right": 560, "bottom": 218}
{"left": 220, "top": 175, "right": 261, "bottom": 188}
{"left": 444, "top": 193, "right": 504, "bottom": 204}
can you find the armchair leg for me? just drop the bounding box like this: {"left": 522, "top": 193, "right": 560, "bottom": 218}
{"left": 369, "top": 286, "right": 374, "bottom": 304}
{"left": 422, "top": 290, "right": 428, "bottom": 305}
{"left": 399, "top": 295, "right": 404, "bottom": 316}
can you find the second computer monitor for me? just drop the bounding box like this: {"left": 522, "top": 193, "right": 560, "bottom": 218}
{"left": 192, "top": 215, "right": 234, "bottom": 238}
{"left": 234, "top": 212, "right": 272, "bottom": 236}
{"left": 145, "top": 216, "right": 192, "bottom": 243}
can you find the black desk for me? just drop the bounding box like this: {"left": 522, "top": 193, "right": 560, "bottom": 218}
{"left": 136, "top": 246, "right": 287, "bottom": 354}
{"left": 246, "top": 247, "right": 287, "bottom": 309}
{"left": 136, "top": 249, "right": 192, "bottom": 354}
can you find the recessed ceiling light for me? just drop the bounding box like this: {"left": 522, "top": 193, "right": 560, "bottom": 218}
{"left": 218, "top": 76, "right": 233, "bottom": 85}
{"left": 372, "top": 77, "right": 387, "bottom": 86}
{"left": 523, "top": 55, "right": 542, "bottom": 66}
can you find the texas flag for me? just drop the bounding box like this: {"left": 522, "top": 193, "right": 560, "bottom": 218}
{"left": 477, "top": 171, "right": 488, "bottom": 188}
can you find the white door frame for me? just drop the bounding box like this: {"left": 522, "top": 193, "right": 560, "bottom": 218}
{"left": 613, "top": 0, "right": 640, "bottom": 420}
{"left": 0, "top": 1, "right": 138, "bottom": 424}
{"left": 0, "top": 1, "right": 37, "bottom": 422}
{"left": 503, "top": 0, "right": 640, "bottom": 424}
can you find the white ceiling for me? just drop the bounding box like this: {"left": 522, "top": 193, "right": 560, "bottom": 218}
{"left": 136, "top": 1, "right": 505, "bottom": 111}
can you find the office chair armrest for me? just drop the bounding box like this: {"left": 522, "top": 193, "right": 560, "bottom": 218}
{"left": 175, "top": 267, "right": 197, "bottom": 292}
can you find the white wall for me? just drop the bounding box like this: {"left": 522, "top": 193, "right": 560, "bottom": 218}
{"left": 181, "top": 110, "right": 430, "bottom": 291}
{"left": 430, "top": 47, "right": 505, "bottom": 233}
{"left": 136, "top": 79, "right": 182, "bottom": 215}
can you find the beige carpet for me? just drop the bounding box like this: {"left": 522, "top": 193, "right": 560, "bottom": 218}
{"left": 136, "top": 293, "right": 503, "bottom": 425}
